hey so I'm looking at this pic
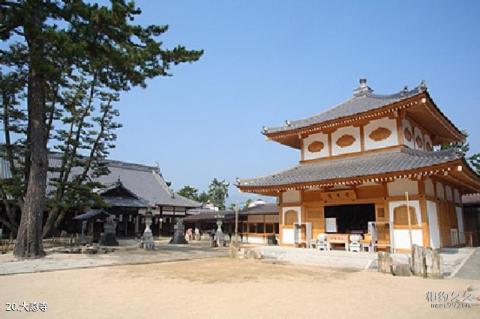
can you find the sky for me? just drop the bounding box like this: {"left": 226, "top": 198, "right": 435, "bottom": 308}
{"left": 106, "top": 0, "right": 480, "bottom": 205}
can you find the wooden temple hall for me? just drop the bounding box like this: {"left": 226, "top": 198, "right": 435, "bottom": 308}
{"left": 2, "top": 154, "right": 202, "bottom": 239}
{"left": 236, "top": 79, "right": 480, "bottom": 252}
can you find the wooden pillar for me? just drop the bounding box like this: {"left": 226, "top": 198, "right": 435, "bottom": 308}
{"left": 418, "top": 180, "right": 431, "bottom": 247}
{"left": 359, "top": 125, "right": 366, "bottom": 152}
{"left": 135, "top": 214, "right": 139, "bottom": 235}
{"left": 124, "top": 212, "right": 128, "bottom": 237}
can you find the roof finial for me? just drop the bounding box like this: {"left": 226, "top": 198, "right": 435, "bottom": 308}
{"left": 418, "top": 80, "right": 428, "bottom": 91}
{"left": 353, "top": 78, "right": 373, "bottom": 96}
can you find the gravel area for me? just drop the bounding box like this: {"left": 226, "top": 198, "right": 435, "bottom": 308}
{"left": 0, "top": 240, "right": 228, "bottom": 276}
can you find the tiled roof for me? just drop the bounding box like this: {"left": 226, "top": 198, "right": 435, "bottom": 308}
{"left": 239, "top": 203, "right": 278, "bottom": 215}
{"left": 183, "top": 210, "right": 234, "bottom": 222}
{"left": 0, "top": 154, "right": 201, "bottom": 208}
{"left": 264, "top": 80, "right": 426, "bottom": 134}
{"left": 237, "top": 148, "right": 462, "bottom": 189}
{"left": 102, "top": 196, "right": 150, "bottom": 208}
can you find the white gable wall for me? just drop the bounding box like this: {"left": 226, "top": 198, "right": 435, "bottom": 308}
{"left": 364, "top": 117, "right": 399, "bottom": 151}
{"left": 331, "top": 126, "right": 361, "bottom": 156}
{"left": 303, "top": 132, "right": 330, "bottom": 160}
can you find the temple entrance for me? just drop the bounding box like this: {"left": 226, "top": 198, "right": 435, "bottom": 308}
{"left": 324, "top": 204, "right": 375, "bottom": 234}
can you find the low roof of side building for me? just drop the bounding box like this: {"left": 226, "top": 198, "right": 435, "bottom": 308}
{"left": 0, "top": 154, "right": 201, "bottom": 208}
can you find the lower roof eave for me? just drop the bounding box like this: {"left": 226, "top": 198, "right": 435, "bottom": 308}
{"left": 238, "top": 160, "right": 480, "bottom": 195}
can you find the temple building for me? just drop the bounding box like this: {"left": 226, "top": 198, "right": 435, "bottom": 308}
{"left": 0, "top": 154, "right": 200, "bottom": 238}
{"left": 236, "top": 79, "right": 480, "bottom": 251}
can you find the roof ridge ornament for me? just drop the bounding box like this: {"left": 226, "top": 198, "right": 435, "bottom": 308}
{"left": 353, "top": 78, "right": 374, "bottom": 97}
{"left": 418, "top": 80, "right": 428, "bottom": 91}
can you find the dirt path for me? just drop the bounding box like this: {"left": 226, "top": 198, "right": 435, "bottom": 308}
{"left": 0, "top": 258, "right": 478, "bottom": 319}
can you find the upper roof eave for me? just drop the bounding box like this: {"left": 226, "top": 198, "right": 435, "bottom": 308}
{"left": 261, "top": 81, "right": 465, "bottom": 148}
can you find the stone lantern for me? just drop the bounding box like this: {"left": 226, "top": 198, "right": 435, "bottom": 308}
{"left": 142, "top": 211, "right": 155, "bottom": 250}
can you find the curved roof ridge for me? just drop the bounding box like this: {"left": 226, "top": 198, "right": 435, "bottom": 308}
{"left": 264, "top": 80, "right": 427, "bottom": 135}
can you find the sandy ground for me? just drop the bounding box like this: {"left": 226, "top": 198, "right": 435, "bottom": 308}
{"left": 0, "top": 257, "right": 478, "bottom": 319}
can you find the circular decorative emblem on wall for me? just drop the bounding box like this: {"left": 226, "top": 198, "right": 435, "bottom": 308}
{"left": 416, "top": 136, "right": 424, "bottom": 148}
{"left": 425, "top": 141, "right": 433, "bottom": 151}
{"left": 369, "top": 127, "right": 392, "bottom": 142}
{"left": 404, "top": 127, "right": 413, "bottom": 142}
{"left": 336, "top": 134, "right": 356, "bottom": 148}
{"left": 307, "top": 141, "right": 325, "bottom": 153}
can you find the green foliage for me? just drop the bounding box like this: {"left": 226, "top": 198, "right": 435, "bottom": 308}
{"left": 0, "top": 0, "right": 203, "bottom": 240}
{"left": 207, "top": 178, "right": 229, "bottom": 210}
{"left": 178, "top": 179, "right": 230, "bottom": 209}
{"left": 197, "top": 191, "right": 210, "bottom": 204}
{"left": 177, "top": 185, "right": 199, "bottom": 201}
{"left": 441, "top": 131, "right": 480, "bottom": 174}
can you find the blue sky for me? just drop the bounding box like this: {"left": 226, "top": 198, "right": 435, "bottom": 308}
{"left": 109, "top": 1, "right": 480, "bottom": 205}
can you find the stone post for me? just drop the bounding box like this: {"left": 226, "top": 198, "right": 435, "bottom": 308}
{"left": 425, "top": 248, "right": 443, "bottom": 279}
{"left": 169, "top": 218, "right": 188, "bottom": 245}
{"left": 411, "top": 244, "right": 426, "bottom": 276}
{"left": 215, "top": 219, "right": 225, "bottom": 247}
{"left": 100, "top": 215, "right": 119, "bottom": 246}
{"left": 142, "top": 212, "right": 155, "bottom": 250}
{"left": 378, "top": 252, "right": 393, "bottom": 274}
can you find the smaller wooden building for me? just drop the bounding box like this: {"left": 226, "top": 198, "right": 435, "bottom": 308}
{"left": 463, "top": 194, "right": 480, "bottom": 247}
{"left": 183, "top": 202, "right": 279, "bottom": 244}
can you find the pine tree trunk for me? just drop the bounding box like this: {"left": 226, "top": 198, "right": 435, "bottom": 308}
{"left": 14, "top": 76, "right": 48, "bottom": 257}
{"left": 14, "top": 4, "right": 48, "bottom": 258}
{"left": 42, "top": 207, "right": 59, "bottom": 238}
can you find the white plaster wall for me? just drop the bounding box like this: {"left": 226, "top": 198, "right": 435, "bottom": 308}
{"left": 393, "top": 229, "right": 424, "bottom": 249}
{"left": 303, "top": 132, "right": 329, "bottom": 160}
{"left": 456, "top": 207, "right": 466, "bottom": 244}
{"left": 445, "top": 185, "right": 453, "bottom": 202}
{"left": 244, "top": 236, "right": 266, "bottom": 244}
{"left": 282, "top": 206, "right": 301, "bottom": 245}
{"left": 282, "top": 190, "right": 301, "bottom": 204}
{"left": 424, "top": 134, "right": 433, "bottom": 150}
{"left": 364, "top": 117, "right": 399, "bottom": 151}
{"left": 413, "top": 127, "right": 424, "bottom": 150}
{"left": 387, "top": 178, "right": 419, "bottom": 197}
{"left": 331, "top": 126, "right": 361, "bottom": 156}
{"left": 282, "top": 229, "right": 294, "bottom": 244}
{"left": 427, "top": 200, "right": 441, "bottom": 249}
{"left": 436, "top": 182, "right": 445, "bottom": 200}
{"left": 390, "top": 200, "right": 424, "bottom": 250}
{"left": 425, "top": 178, "right": 435, "bottom": 197}
{"left": 389, "top": 200, "right": 422, "bottom": 225}
{"left": 402, "top": 119, "right": 415, "bottom": 149}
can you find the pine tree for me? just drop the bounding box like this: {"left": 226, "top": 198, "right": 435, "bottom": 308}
{"left": 441, "top": 131, "right": 480, "bottom": 174}
{"left": 207, "top": 178, "right": 230, "bottom": 210}
{"left": 1, "top": 0, "right": 202, "bottom": 258}
{"left": 177, "top": 186, "right": 200, "bottom": 201}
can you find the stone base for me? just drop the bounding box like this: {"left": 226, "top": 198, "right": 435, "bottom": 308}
{"left": 169, "top": 234, "right": 188, "bottom": 245}
{"left": 100, "top": 233, "right": 119, "bottom": 246}
{"left": 391, "top": 264, "right": 412, "bottom": 277}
